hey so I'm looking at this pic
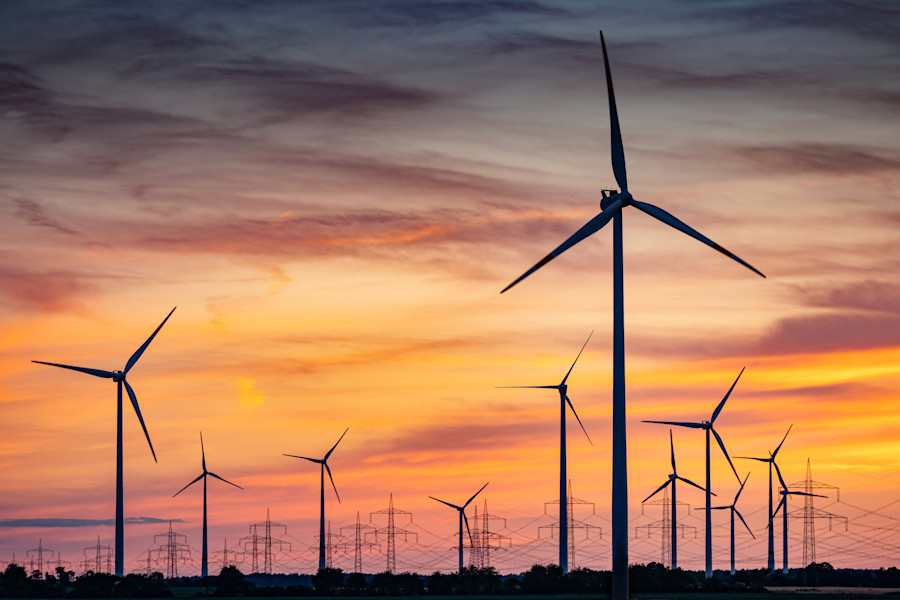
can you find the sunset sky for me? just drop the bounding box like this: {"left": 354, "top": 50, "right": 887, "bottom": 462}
{"left": 2, "top": 0, "right": 900, "bottom": 576}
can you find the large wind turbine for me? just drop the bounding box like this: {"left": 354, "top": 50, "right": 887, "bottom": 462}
{"left": 173, "top": 432, "right": 243, "bottom": 578}
{"left": 32, "top": 307, "right": 175, "bottom": 576}
{"left": 736, "top": 424, "right": 792, "bottom": 572}
{"left": 772, "top": 467, "right": 824, "bottom": 574}
{"left": 284, "top": 428, "right": 348, "bottom": 571}
{"left": 644, "top": 368, "right": 745, "bottom": 578}
{"left": 707, "top": 473, "right": 754, "bottom": 575}
{"left": 497, "top": 331, "right": 593, "bottom": 572}
{"left": 430, "top": 483, "right": 489, "bottom": 572}
{"left": 643, "top": 430, "right": 709, "bottom": 569}
{"left": 499, "top": 32, "right": 764, "bottom": 600}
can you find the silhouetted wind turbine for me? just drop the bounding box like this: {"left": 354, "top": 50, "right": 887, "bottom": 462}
{"left": 32, "top": 307, "right": 175, "bottom": 576}
{"left": 284, "top": 428, "right": 348, "bottom": 571}
{"left": 499, "top": 32, "right": 764, "bottom": 600}
{"left": 772, "top": 466, "right": 825, "bottom": 574}
{"left": 736, "top": 424, "right": 793, "bottom": 572}
{"left": 643, "top": 430, "right": 709, "bottom": 569}
{"left": 173, "top": 432, "right": 243, "bottom": 578}
{"left": 430, "top": 483, "right": 489, "bottom": 572}
{"left": 707, "top": 472, "right": 754, "bottom": 575}
{"left": 497, "top": 330, "right": 593, "bottom": 573}
{"left": 644, "top": 367, "right": 744, "bottom": 578}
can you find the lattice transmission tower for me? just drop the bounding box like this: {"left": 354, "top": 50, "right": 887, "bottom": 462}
{"left": 636, "top": 487, "right": 695, "bottom": 569}
{"left": 339, "top": 511, "right": 379, "bottom": 573}
{"left": 540, "top": 480, "right": 602, "bottom": 570}
{"left": 240, "top": 509, "right": 291, "bottom": 574}
{"left": 151, "top": 521, "right": 192, "bottom": 579}
{"left": 368, "top": 493, "right": 417, "bottom": 573}
{"left": 786, "top": 458, "right": 846, "bottom": 567}
{"left": 311, "top": 521, "right": 345, "bottom": 569}
{"left": 27, "top": 540, "right": 54, "bottom": 577}
{"left": 80, "top": 537, "right": 113, "bottom": 574}
{"left": 468, "top": 500, "right": 511, "bottom": 569}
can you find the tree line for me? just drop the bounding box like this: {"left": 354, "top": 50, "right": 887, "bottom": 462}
{"left": 4, "top": 561, "right": 900, "bottom": 597}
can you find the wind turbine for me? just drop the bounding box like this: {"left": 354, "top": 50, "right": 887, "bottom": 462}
{"left": 497, "top": 330, "right": 593, "bottom": 572}
{"left": 736, "top": 424, "right": 792, "bottom": 572}
{"left": 173, "top": 432, "right": 243, "bottom": 578}
{"left": 772, "top": 467, "right": 825, "bottom": 574}
{"left": 706, "top": 472, "right": 754, "bottom": 575}
{"left": 643, "top": 430, "right": 709, "bottom": 570}
{"left": 430, "top": 482, "right": 489, "bottom": 572}
{"left": 498, "top": 32, "right": 764, "bottom": 600}
{"left": 32, "top": 307, "right": 176, "bottom": 576}
{"left": 284, "top": 428, "right": 348, "bottom": 571}
{"left": 643, "top": 367, "right": 745, "bottom": 578}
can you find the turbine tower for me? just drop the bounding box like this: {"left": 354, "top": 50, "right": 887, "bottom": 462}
{"left": 643, "top": 430, "right": 709, "bottom": 569}
{"left": 736, "top": 424, "right": 793, "bottom": 572}
{"left": 773, "top": 468, "right": 825, "bottom": 574}
{"left": 33, "top": 307, "right": 176, "bottom": 576}
{"left": 173, "top": 432, "right": 243, "bottom": 578}
{"left": 430, "top": 482, "right": 489, "bottom": 572}
{"left": 499, "top": 33, "right": 764, "bottom": 600}
{"left": 284, "top": 428, "right": 348, "bottom": 571}
{"left": 644, "top": 368, "right": 744, "bottom": 578}
{"left": 497, "top": 330, "right": 593, "bottom": 572}
{"left": 707, "top": 473, "right": 754, "bottom": 575}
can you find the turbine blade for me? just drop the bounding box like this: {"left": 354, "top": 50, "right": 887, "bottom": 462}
{"left": 495, "top": 385, "right": 559, "bottom": 389}
{"left": 643, "top": 480, "right": 671, "bottom": 503}
{"left": 325, "top": 463, "right": 340, "bottom": 503}
{"left": 465, "top": 482, "right": 489, "bottom": 508}
{"left": 284, "top": 454, "right": 321, "bottom": 464}
{"left": 599, "top": 31, "right": 627, "bottom": 191}
{"left": 124, "top": 307, "right": 176, "bottom": 374}
{"left": 324, "top": 427, "right": 349, "bottom": 461}
{"left": 208, "top": 472, "right": 243, "bottom": 490}
{"left": 565, "top": 395, "right": 593, "bottom": 446}
{"left": 773, "top": 460, "right": 788, "bottom": 492}
{"left": 429, "top": 496, "right": 461, "bottom": 511}
{"left": 735, "top": 456, "right": 770, "bottom": 463}
{"left": 561, "top": 330, "right": 593, "bottom": 385}
{"left": 630, "top": 199, "right": 765, "bottom": 278}
{"left": 173, "top": 473, "right": 204, "bottom": 497}
{"left": 31, "top": 361, "right": 115, "bottom": 379}
{"left": 500, "top": 200, "right": 622, "bottom": 293}
{"left": 772, "top": 424, "right": 793, "bottom": 458}
{"left": 677, "top": 475, "right": 711, "bottom": 495}
{"left": 711, "top": 367, "right": 745, "bottom": 423}
{"left": 711, "top": 427, "right": 740, "bottom": 482}
{"left": 734, "top": 508, "right": 756, "bottom": 539}
{"left": 669, "top": 429, "right": 676, "bottom": 473}
{"left": 463, "top": 511, "right": 473, "bottom": 547}
{"left": 643, "top": 420, "right": 704, "bottom": 429}
{"left": 734, "top": 472, "right": 750, "bottom": 503}
{"left": 200, "top": 431, "right": 206, "bottom": 472}
{"left": 773, "top": 495, "right": 786, "bottom": 517}
{"left": 123, "top": 380, "right": 156, "bottom": 463}
{"left": 787, "top": 491, "right": 827, "bottom": 498}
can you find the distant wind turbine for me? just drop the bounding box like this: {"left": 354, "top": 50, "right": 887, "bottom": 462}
{"left": 32, "top": 307, "right": 176, "bottom": 576}
{"left": 430, "top": 482, "right": 489, "bottom": 572}
{"left": 284, "top": 428, "right": 348, "bottom": 571}
{"left": 497, "top": 330, "right": 593, "bottom": 573}
{"left": 644, "top": 367, "right": 744, "bottom": 578}
{"left": 643, "top": 430, "right": 710, "bottom": 569}
{"left": 499, "top": 32, "right": 764, "bottom": 600}
{"left": 736, "top": 424, "right": 793, "bottom": 572}
{"left": 173, "top": 432, "right": 243, "bottom": 578}
{"left": 772, "top": 467, "right": 825, "bottom": 574}
{"left": 706, "top": 472, "right": 754, "bottom": 575}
